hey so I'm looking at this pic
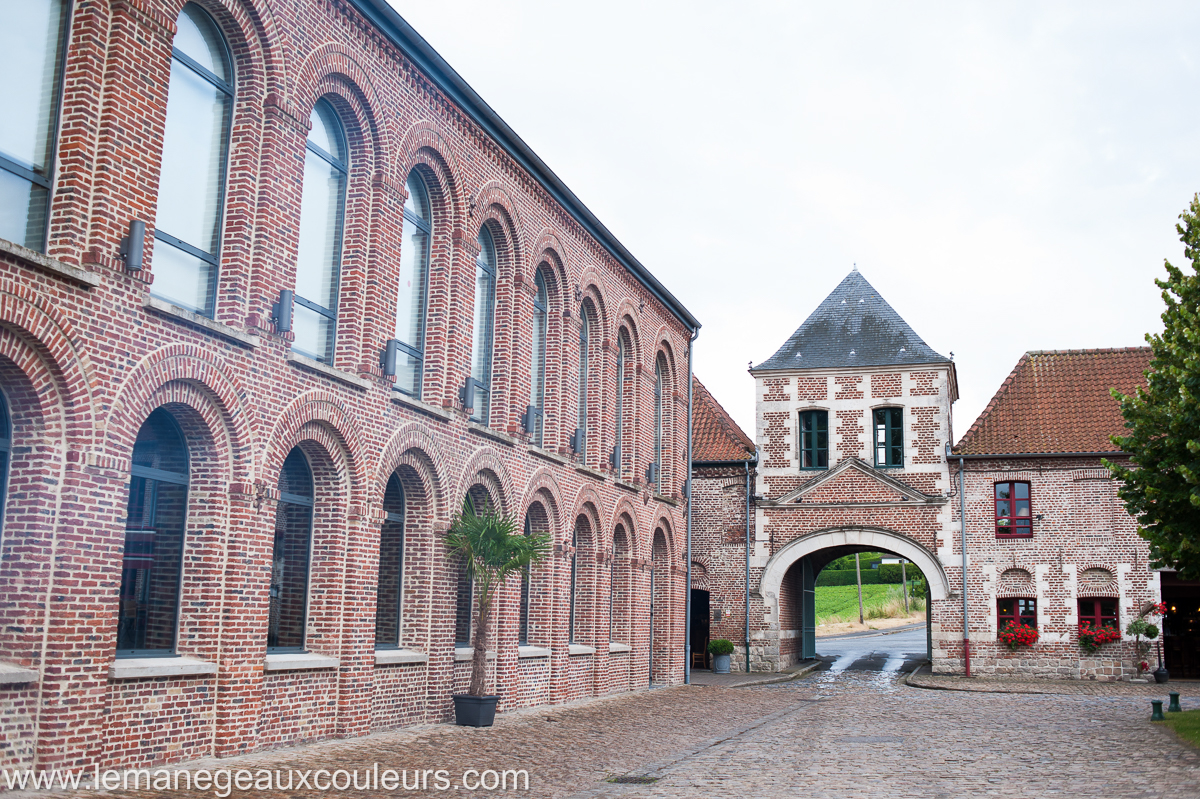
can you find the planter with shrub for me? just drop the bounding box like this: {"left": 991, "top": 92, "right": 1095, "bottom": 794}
{"left": 708, "top": 639, "right": 735, "bottom": 674}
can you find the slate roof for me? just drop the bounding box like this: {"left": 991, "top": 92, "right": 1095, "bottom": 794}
{"left": 691, "top": 377, "right": 755, "bottom": 462}
{"left": 754, "top": 270, "right": 948, "bottom": 371}
{"left": 953, "top": 348, "right": 1153, "bottom": 456}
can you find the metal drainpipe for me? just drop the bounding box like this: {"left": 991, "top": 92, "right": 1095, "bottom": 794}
{"left": 684, "top": 327, "right": 698, "bottom": 685}
{"left": 745, "top": 459, "right": 751, "bottom": 675}
{"left": 959, "top": 455, "right": 971, "bottom": 677}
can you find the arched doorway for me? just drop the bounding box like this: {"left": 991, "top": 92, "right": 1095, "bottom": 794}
{"left": 759, "top": 528, "right": 950, "bottom": 665}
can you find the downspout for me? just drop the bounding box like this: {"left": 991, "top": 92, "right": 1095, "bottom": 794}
{"left": 684, "top": 327, "right": 698, "bottom": 685}
{"left": 959, "top": 455, "right": 970, "bottom": 677}
{"left": 744, "top": 451, "right": 756, "bottom": 675}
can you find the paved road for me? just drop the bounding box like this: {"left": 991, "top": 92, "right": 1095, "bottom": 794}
{"left": 814, "top": 624, "right": 927, "bottom": 675}
{"left": 82, "top": 639, "right": 1200, "bottom": 799}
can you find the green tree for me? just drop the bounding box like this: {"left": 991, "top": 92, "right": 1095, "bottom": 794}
{"left": 1108, "top": 194, "right": 1200, "bottom": 577}
{"left": 444, "top": 499, "right": 550, "bottom": 696}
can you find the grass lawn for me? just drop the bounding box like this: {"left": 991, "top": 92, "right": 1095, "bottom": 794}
{"left": 1161, "top": 708, "right": 1200, "bottom": 748}
{"left": 815, "top": 583, "right": 923, "bottom": 623}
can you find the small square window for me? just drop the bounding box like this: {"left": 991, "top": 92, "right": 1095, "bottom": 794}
{"left": 998, "top": 597, "right": 1036, "bottom": 630}
{"left": 1077, "top": 597, "right": 1118, "bottom": 630}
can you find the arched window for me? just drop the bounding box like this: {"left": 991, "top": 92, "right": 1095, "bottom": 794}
{"left": 652, "top": 357, "right": 664, "bottom": 487}
{"left": 614, "top": 335, "right": 625, "bottom": 476}
{"left": 0, "top": 392, "right": 10, "bottom": 536}
{"left": 293, "top": 99, "right": 348, "bottom": 363}
{"left": 395, "top": 171, "right": 432, "bottom": 396}
{"left": 568, "top": 520, "right": 580, "bottom": 644}
{"left": 469, "top": 227, "right": 497, "bottom": 424}
{"left": 0, "top": 0, "right": 70, "bottom": 251}
{"left": 117, "top": 410, "right": 189, "bottom": 656}
{"left": 575, "top": 304, "right": 589, "bottom": 458}
{"left": 153, "top": 3, "right": 233, "bottom": 316}
{"left": 519, "top": 513, "right": 532, "bottom": 646}
{"left": 375, "top": 473, "right": 405, "bottom": 649}
{"left": 528, "top": 271, "right": 548, "bottom": 447}
{"left": 269, "top": 448, "right": 314, "bottom": 651}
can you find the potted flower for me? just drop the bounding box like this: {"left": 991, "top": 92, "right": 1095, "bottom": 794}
{"left": 1077, "top": 622, "right": 1121, "bottom": 654}
{"left": 708, "top": 639, "right": 735, "bottom": 674}
{"left": 997, "top": 622, "right": 1038, "bottom": 651}
{"left": 444, "top": 499, "right": 549, "bottom": 726}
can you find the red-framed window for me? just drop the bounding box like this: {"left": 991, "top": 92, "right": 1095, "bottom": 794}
{"left": 1077, "top": 598, "right": 1118, "bottom": 630}
{"left": 994, "top": 481, "right": 1032, "bottom": 538}
{"left": 997, "top": 597, "right": 1037, "bottom": 629}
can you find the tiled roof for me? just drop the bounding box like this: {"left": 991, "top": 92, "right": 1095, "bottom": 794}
{"left": 692, "top": 377, "right": 755, "bottom": 462}
{"left": 954, "top": 348, "right": 1153, "bottom": 455}
{"left": 754, "top": 269, "right": 948, "bottom": 371}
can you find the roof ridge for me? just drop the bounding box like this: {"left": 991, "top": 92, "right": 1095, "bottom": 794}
{"left": 1025, "top": 347, "right": 1152, "bottom": 356}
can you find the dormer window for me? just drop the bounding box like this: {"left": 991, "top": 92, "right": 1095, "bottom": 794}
{"left": 873, "top": 408, "right": 903, "bottom": 467}
{"left": 799, "top": 410, "right": 828, "bottom": 469}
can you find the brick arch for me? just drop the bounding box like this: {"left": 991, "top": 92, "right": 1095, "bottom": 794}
{"left": 0, "top": 279, "right": 95, "bottom": 443}
{"left": 1077, "top": 565, "right": 1118, "bottom": 598}
{"left": 613, "top": 304, "right": 643, "bottom": 361}
{"left": 0, "top": 328, "right": 68, "bottom": 444}
{"left": 396, "top": 121, "right": 465, "bottom": 226}
{"left": 652, "top": 512, "right": 676, "bottom": 557}
{"left": 293, "top": 41, "right": 393, "bottom": 180}
{"left": 578, "top": 269, "right": 611, "bottom": 331}
{"left": 520, "top": 467, "right": 565, "bottom": 536}
{"left": 530, "top": 229, "right": 568, "bottom": 288}
{"left": 759, "top": 528, "right": 951, "bottom": 609}
{"left": 187, "top": 0, "right": 289, "bottom": 99}
{"left": 262, "top": 391, "right": 367, "bottom": 500}
{"left": 104, "top": 344, "right": 254, "bottom": 481}
{"left": 609, "top": 496, "right": 642, "bottom": 554}
{"left": 471, "top": 182, "right": 525, "bottom": 267}
{"left": 456, "top": 445, "right": 515, "bottom": 514}
{"left": 997, "top": 567, "right": 1036, "bottom": 598}
{"left": 375, "top": 422, "right": 450, "bottom": 520}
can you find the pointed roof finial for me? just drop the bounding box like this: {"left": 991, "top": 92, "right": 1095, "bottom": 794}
{"left": 852, "top": 262, "right": 858, "bottom": 272}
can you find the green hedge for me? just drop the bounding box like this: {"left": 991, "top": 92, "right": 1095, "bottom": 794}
{"left": 816, "top": 568, "right": 882, "bottom": 586}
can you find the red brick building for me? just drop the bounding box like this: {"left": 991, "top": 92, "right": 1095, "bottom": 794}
{"left": 0, "top": 0, "right": 696, "bottom": 772}
{"left": 692, "top": 271, "right": 1164, "bottom": 680}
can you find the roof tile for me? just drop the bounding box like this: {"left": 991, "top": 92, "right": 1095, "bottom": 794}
{"left": 691, "top": 377, "right": 755, "bottom": 462}
{"left": 954, "top": 348, "right": 1152, "bottom": 455}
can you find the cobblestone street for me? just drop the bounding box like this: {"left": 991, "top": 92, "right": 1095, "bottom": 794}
{"left": 51, "top": 662, "right": 1198, "bottom": 799}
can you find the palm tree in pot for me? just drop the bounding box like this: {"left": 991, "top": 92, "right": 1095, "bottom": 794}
{"left": 444, "top": 497, "right": 549, "bottom": 726}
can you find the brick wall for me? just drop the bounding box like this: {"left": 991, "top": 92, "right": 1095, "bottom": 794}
{"left": 0, "top": 0, "right": 689, "bottom": 772}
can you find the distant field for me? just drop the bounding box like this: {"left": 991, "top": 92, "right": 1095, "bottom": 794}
{"left": 816, "top": 583, "right": 924, "bottom": 624}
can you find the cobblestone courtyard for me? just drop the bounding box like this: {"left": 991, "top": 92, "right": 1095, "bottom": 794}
{"left": 42, "top": 658, "right": 1199, "bottom": 799}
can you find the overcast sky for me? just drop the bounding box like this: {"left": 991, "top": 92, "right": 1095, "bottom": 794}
{"left": 389, "top": 1, "right": 1195, "bottom": 441}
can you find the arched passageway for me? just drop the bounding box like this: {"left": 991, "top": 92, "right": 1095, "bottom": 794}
{"left": 759, "top": 528, "right": 950, "bottom": 664}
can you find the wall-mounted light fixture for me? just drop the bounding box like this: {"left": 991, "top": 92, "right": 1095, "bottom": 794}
{"left": 460, "top": 376, "right": 481, "bottom": 411}
{"left": 272, "top": 289, "right": 294, "bottom": 333}
{"left": 569, "top": 428, "right": 583, "bottom": 454}
{"left": 523, "top": 405, "right": 541, "bottom": 435}
{"left": 381, "top": 339, "right": 400, "bottom": 377}
{"left": 609, "top": 444, "right": 621, "bottom": 471}
{"left": 120, "top": 220, "right": 146, "bottom": 271}
{"left": 645, "top": 462, "right": 659, "bottom": 485}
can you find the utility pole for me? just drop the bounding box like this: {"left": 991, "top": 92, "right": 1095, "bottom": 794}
{"left": 855, "top": 553, "right": 865, "bottom": 625}
{"left": 901, "top": 560, "right": 909, "bottom": 613}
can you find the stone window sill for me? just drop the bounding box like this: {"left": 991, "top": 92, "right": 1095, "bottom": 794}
{"left": 375, "top": 648, "right": 427, "bottom": 666}
{"left": 286, "top": 352, "right": 373, "bottom": 390}
{"left": 614, "top": 479, "right": 638, "bottom": 493}
{"left": 653, "top": 494, "right": 678, "bottom": 507}
{"left": 0, "top": 661, "right": 39, "bottom": 684}
{"left": 110, "top": 656, "right": 217, "bottom": 680}
{"left": 264, "top": 652, "right": 339, "bottom": 672}
{"left": 454, "top": 647, "right": 497, "bottom": 662}
{"left": 608, "top": 642, "right": 632, "bottom": 654}
{"left": 0, "top": 237, "right": 100, "bottom": 288}
{"left": 467, "top": 422, "right": 518, "bottom": 447}
{"left": 576, "top": 464, "right": 606, "bottom": 482}
{"left": 391, "top": 391, "right": 453, "bottom": 422}
{"left": 568, "top": 644, "right": 596, "bottom": 656}
{"left": 517, "top": 645, "right": 552, "bottom": 659}
{"left": 144, "top": 296, "right": 260, "bottom": 348}
{"left": 529, "top": 445, "right": 570, "bottom": 466}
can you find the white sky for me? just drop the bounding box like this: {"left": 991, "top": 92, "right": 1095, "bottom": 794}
{"left": 388, "top": 1, "right": 1194, "bottom": 441}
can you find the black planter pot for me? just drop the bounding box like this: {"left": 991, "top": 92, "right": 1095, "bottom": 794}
{"left": 453, "top": 694, "right": 499, "bottom": 727}
{"left": 1154, "top": 666, "right": 1170, "bottom": 684}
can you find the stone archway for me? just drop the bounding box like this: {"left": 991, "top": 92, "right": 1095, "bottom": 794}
{"left": 756, "top": 527, "right": 950, "bottom": 670}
